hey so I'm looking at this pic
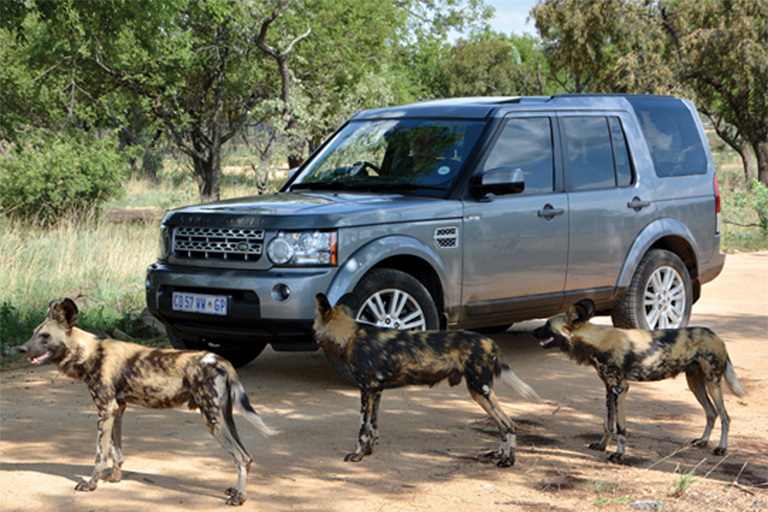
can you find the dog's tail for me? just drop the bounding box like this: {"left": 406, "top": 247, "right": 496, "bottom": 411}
{"left": 724, "top": 358, "right": 746, "bottom": 397}
{"left": 230, "top": 379, "right": 278, "bottom": 437}
{"left": 499, "top": 365, "right": 541, "bottom": 402}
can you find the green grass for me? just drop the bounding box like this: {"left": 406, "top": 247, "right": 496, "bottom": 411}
{"left": 1, "top": 144, "right": 765, "bottom": 365}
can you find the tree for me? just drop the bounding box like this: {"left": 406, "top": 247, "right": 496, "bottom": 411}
{"left": 432, "top": 31, "right": 561, "bottom": 98}
{"left": 659, "top": 0, "right": 768, "bottom": 185}
{"left": 531, "top": 0, "right": 768, "bottom": 186}
{"left": 2, "top": 0, "right": 495, "bottom": 202}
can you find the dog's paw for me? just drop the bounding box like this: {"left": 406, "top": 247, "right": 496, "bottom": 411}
{"left": 344, "top": 452, "right": 364, "bottom": 462}
{"left": 688, "top": 438, "right": 709, "bottom": 448}
{"left": 103, "top": 467, "right": 122, "bottom": 483}
{"left": 496, "top": 456, "right": 515, "bottom": 468}
{"left": 713, "top": 446, "right": 727, "bottom": 456}
{"left": 75, "top": 481, "right": 97, "bottom": 492}
{"left": 588, "top": 442, "right": 607, "bottom": 451}
{"left": 607, "top": 452, "right": 624, "bottom": 463}
{"left": 483, "top": 450, "right": 501, "bottom": 460}
{"left": 225, "top": 490, "right": 246, "bottom": 506}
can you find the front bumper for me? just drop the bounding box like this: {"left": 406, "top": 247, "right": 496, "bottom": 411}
{"left": 145, "top": 262, "right": 337, "bottom": 347}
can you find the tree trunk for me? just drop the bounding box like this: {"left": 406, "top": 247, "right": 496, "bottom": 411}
{"left": 193, "top": 154, "right": 221, "bottom": 203}
{"left": 755, "top": 140, "right": 768, "bottom": 188}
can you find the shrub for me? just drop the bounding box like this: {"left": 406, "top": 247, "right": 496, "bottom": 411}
{"left": 0, "top": 131, "right": 129, "bottom": 225}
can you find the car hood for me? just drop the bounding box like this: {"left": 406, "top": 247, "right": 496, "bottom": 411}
{"left": 162, "top": 192, "right": 462, "bottom": 229}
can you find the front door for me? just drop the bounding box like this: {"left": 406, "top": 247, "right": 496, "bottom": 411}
{"left": 461, "top": 115, "right": 568, "bottom": 326}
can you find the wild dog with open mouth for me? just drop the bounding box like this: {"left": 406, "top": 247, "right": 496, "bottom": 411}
{"left": 532, "top": 298, "right": 745, "bottom": 462}
{"left": 17, "top": 298, "right": 275, "bottom": 506}
{"left": 313, "top": 293, "right": 540, "bottom": 467}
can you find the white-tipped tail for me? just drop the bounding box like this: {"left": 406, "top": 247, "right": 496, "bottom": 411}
{"left": 725, "top": 359, "right": 746, "bottom": 398}
{"left": 500, "top": 368, "right": 541, "bottom": 402}
{"left": 232, "top": 381, "right": 278, "bottom": 437}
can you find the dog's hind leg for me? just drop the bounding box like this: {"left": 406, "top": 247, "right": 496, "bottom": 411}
{"left": 76, "top": 399, "right": 121, "bottom": 492}
{"left": 104, "top": 400, "right": 127, "bottom": 483}
{"left": 346, "top": 387, "right": 379, "bottom": 462}
{"left": 706, "top": 378, "right": 731, "bottom": 455}
{"left": 198, "top": 376, "right": 254, "bottom": 506}
{"left": 469, "top": 388, "right": 517, "bottom": 467}
{"left": 685, "top": 366, "right": 718, "bottom": 450}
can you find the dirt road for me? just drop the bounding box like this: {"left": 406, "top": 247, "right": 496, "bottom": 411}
{"left": 2, "top": 252, "right": 766, "bottom": 511}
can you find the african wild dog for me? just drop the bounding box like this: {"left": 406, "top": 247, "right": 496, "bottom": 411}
{"left": 17, "top": 298, "right": 275, "bottom": 506}
{"left": 313, "top": 293, "right": 540, "bottom": 467}
{"left": 532, "top": 298, "right": 745, "bottom": 462}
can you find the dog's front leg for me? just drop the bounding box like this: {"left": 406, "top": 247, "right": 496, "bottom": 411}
{"left": 345, "top": 387, "right": 378, "bottom": 462}
{"left": 590, "top": 381, "right": 616, "bottom": 454}
{"left": 609, "top": 383, "right": 629, "bottom": 462}
{"left": 104, "top": 401, "right": 127, "bottom": 483}
{"left": 76, "top": 400, "right": 120, "bottom": 491}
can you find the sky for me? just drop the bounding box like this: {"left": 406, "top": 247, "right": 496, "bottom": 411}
{"left": 482, "top": 0, "right": 539, "bottom": 36}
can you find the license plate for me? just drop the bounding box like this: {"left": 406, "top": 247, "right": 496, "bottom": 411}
{"left": 172, "top": 292, "right": 228, "bottom": 316}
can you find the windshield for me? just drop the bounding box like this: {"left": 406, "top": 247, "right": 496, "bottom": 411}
{"left": 290, "top": 118, "right": 486, "bottom": 196}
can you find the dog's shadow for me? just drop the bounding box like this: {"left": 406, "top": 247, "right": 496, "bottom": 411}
{"left": 0, "top": 461, "right": 223, "bottom": 500}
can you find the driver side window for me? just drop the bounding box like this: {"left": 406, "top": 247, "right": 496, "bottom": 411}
{"left": 483, "top": 117, "right": 555, "bottom": 195}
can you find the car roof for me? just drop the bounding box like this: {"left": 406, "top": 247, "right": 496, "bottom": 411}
{"left": 350, "top": 94, "right": 681, "bottom": 120}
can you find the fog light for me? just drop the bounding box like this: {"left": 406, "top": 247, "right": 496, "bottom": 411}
{"left": 271, "top": 284, "right": 291, "bottom": 302}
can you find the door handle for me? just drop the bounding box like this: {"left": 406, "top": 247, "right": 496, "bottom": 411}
{"left": 537, "top": 205, "right": 565, "bottom": 218}
{"left": 627, "top": 197, "right": 651, "bottom": 210}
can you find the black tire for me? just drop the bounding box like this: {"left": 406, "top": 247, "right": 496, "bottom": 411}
{"left": 611, "top": 249, "right": 692, "bottom": 330}
{"left": 167, "top": 330, "right": 267, "bottom": 368}
{"left": 325, "top": 268, "right": 440, "bottom": 383}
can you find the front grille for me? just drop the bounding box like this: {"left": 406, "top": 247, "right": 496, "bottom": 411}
{"left": 434, "top": 226, "right": 459, "bottom": 250}
{"left": 173, "top": 226, "right": 264, "bottom": 261}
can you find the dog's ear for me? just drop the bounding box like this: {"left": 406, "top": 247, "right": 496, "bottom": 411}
{"left": 49, "top": 298, "right": 79, "bottom": 331}
{"left": 335, "top": 293, "right": 359, "bottom": 312}
{"left": 315, "top": 294, "right": 333, "bottom": 323}
{"left": 566, "top": 298, "right": 595, "bottom": 329}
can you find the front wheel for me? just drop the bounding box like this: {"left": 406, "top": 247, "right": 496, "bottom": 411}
{"left": 611, "top": 249, "right": 692, "bottom": 330}
{"left": 167, "top": 331, "right": 267, "bottom": 368}
{"left": 324, "top": 268, "right": 440, "bottom": 382}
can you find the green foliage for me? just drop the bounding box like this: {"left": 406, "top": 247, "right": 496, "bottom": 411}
{"left": 530, "top": 0, "right": 768, "bottom": 186}
{"left": 0, "top": 131, "right": 129, "bottom": 225}
{"left": 732, "top": 179, "right": 768, "bottom": 234}
{"left": 0, "top": 301, "right": 34, "bottom": 362}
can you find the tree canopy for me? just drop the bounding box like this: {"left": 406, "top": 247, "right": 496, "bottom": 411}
{"left": 532, "top": 0, "right": 768, "bottom": 185}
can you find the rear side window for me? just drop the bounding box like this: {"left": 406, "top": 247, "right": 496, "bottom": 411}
{"left": 483, "top": 117, "right": 555, "bottom": 195}
{"left": 562, "top": 116, "right": 635, "bottom": 191}
{"left": 628, "top": 98, "right": 707, "bottom": 177}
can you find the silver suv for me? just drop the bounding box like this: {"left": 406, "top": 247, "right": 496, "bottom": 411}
{"left": 145, "top": 94, "right": 725, "bottom": 369}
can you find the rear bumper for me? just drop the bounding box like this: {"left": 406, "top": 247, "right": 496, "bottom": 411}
{"left": 700, "top": 251, "right": 726, "bottom": 285}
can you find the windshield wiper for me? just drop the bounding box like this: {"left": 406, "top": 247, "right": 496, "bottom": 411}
{"left": 361, "top": 182, "right": 448, "bottom": 191}
{"left": 289, "top": 180, "right": 351, "bottom": 191}
{"left": 290, "top": 180, "right": 447, "bottom": 193}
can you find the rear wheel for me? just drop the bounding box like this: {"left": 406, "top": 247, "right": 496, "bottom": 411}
{"left": 167, "top": 331, "right": 267, "bottom": 368}
{"left": 611, "top": 249, "right": 692, "bottom": 330}
{"left": 325, "top": 268, "right": 439, "bottom": 383}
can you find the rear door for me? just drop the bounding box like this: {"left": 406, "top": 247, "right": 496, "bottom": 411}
{"left": 461, "top": 114, "right": 568, "bottom": 326}
{"left": 559, "top": 112, "right": 658, "bottom": 302}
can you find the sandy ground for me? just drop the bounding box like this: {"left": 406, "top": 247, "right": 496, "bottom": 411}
{"left": 1, "top": 252, "right": 766, "bottom": 512}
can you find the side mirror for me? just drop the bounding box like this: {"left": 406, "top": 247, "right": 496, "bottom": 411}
{"left": 469, "top": 168, "right": 525, "bottom": 198}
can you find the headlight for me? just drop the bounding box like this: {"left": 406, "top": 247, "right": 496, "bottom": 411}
{"left": 267, "top": 231, "right": 337, "bottom": 266}
{"left": 159, "top": 225, "right": 171, "bottom": 260}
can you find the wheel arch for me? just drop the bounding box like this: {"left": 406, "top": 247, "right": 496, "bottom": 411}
{"left": 326, "top": 235, "right": 448, "bottom": 326}
{"left": 617, "top": 218, "right": 702, "bottom": 302}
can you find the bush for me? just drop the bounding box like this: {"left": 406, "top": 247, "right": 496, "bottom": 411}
{"left": 0, "top": 131, "right": 129, "bottom": 225}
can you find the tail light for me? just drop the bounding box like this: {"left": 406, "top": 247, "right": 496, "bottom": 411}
{"left": 714, "top": 174, "right": 721, "bottom": 234}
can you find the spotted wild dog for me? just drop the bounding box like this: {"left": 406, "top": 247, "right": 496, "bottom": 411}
{"left": 313, "top": 293, "right": 540, "bottom": 467}
{"left": 17, "top": 298, "right": 275, "bottom": 506}
{"left": 532, "top": 298, "right": 745, "bottom": 462}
